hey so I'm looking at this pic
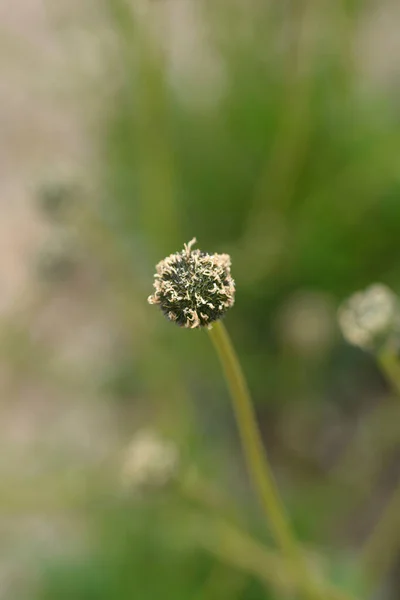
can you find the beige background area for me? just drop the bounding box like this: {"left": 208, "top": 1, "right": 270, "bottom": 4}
{"left": 0, "top": 7, "right": 117, "bottom": 596}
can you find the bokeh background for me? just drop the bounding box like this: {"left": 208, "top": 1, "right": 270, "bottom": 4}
{"left": 2, "top": 1, "right": 400, "bottom": 598}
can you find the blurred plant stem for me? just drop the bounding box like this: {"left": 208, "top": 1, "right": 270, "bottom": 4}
{"left": 194, "top": 510, "right": 355, "bottom": 600}
{"left": 238, "top": 0, "right": 315, "bottom": 283}
{"left": 361, "top": 482, "right": 400, "bottom": 592}
{"left": 207, "top": 321, "right": 323, "bottom": 600}
{"left": 360, "top": 342, "right": 400, "bottom": 590}
{"left": 182, "top": 471, "right": 355, "bottom": 600}
{"left": 106, "top": 0, "right": 179, "bottom": 254}
{"left": 377, "top": 342, "right": 400, "bottom": 396}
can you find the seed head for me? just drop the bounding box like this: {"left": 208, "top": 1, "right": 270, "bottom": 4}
{"left": 148, "top": 238, "right": 235, "bottom": 328}
{"left": 121, "top": 429, "right": 179, "bottom": 491}
{"left": 338, "top": 284, "right": 400, "bottom": 350}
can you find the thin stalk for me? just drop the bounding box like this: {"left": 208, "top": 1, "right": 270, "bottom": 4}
{"left": 377, "top": 343, "right": 400, "bottom": 396}
{"left": 197, "top": 514, "right": 356, "bottom": 600}
{"left": 360, "top": 342, "right": 400, "bottom": 588}
{"left": 361, "top": 483, "right": 400, "bottom": 590}
{"left": 207, "top": 320, "right": 321, "bottom": 599}
{"left": 181, "top": 474, "right": 355, "bottom": 600}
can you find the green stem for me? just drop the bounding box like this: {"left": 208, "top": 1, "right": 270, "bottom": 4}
{"left": 361, "top": 483, "right": 400, "bottom": 590}
{"left": 360, "top": 343, "right": 400, "bottom": 588}
{"left": 207, "top": 320, "right": 321, "bottom": 599}
{"left": 181, "top": 474, "right": 355, "bottom": 600}
{"left": 197, "top": 514, "right": 356, "bottom": 600}
{"left": 377, "top": 343, "right": 400, "bottom": 396}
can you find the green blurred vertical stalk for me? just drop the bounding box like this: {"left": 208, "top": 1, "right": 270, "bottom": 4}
{"left": 361, "top": 343, "right": 400, "bottom": 590}
{"left": 362, "top": 482, "right": 400, "bottom": 591}
{"left": 106, "top": 0, "right": 179, "bottom": 253}
{"left": 208, "top": 320, "right": 322, "bottom": 600}
{"left": 377, "top": 344, "right": 400, "bottom": 396}
{"left": 238, "top": 0, "right": 316, "bottom": 282}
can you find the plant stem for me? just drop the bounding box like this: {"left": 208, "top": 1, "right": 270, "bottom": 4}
{"left": 361, "top": 482, "right": 400, "bottom": 590}
{"left": 360, "top": 342, "right": 400, "bottom": 588}
{"left": 181, "top": 474, "right": 355, "bottom": 600}
{"left": 207, "top": 320, "right": 321, "bottom": 599}
{"left": 377, "top": 343, "right": 400, "bottom": 396}
{"left": 196, "top": 513, "right": 356, "bottom": 600}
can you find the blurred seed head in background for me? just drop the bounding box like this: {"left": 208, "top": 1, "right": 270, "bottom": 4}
{"left": 121, "top": 429, "right": 179, "bottom": 492}
{"left": 338, "top": 284, "right": 400, "bottom": 351}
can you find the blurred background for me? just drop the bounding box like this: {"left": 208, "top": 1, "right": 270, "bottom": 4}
{"left": 2, "top": 0, "right": 400, "bottom": 598}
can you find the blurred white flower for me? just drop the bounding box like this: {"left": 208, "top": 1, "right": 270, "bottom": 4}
{"left": 337, "top": 284, "right": 400, "bottom": 350}
{"left": 121, "top": 429, "right": 179, "bottom": 491}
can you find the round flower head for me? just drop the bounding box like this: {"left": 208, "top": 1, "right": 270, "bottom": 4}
{"left": 148, "top": 238, "right": 235, "bottom": 328}
{"left": 338, "top": 284, "right": 400, "bottom": 350}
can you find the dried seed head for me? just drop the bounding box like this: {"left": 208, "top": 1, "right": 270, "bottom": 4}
{"left": 338, "top": 284, "right": 400, "bottom": 350}
{"left": 148, "top": 238, "right": 235, "bottom": 328}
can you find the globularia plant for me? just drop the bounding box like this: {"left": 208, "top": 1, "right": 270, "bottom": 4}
{"left": 148, "top": 238, "right": 235, "bottom": 328}
{"left": 148, "top": 239, "right": 324, "bottom": 600}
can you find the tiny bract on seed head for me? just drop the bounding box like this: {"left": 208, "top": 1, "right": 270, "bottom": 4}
{"left": 148, "top": 238, "right": 235, "bottom": 329}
